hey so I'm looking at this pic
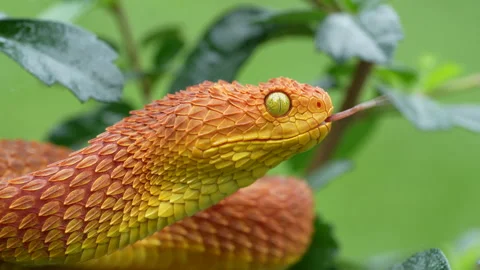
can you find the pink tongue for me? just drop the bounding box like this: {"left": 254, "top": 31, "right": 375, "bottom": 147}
{"left": 325, "top": 96, "right": 388, "bottom": 123}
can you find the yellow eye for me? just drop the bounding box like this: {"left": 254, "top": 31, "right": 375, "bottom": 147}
{"left": 265, "top": 92, "right": 291, "bottom": 117}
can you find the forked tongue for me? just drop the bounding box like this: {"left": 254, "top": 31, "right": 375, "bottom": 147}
{"left": 325, "top": 96, "right": 389, "bottom": 122}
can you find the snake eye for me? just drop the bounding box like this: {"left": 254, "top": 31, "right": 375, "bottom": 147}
{"left": 265, "top": 92, "right": 291, "bottom": 117}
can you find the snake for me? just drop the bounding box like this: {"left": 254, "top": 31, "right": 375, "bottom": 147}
{"left": 0, "top": 77, "right": 333, "bottom": 270}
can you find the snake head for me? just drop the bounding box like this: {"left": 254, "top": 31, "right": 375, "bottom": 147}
{"left": 144, "top": 77, "right": 333, "bottom": 188}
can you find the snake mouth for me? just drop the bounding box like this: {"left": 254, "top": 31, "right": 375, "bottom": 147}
{"left": 206, "top": 120, "right": 331, "bottom": 151}
{"left": 266, "top": 118, "right": 331, "bottom": 144}
{"left": 318, "top": 120, "right": 331, "bottom": 135}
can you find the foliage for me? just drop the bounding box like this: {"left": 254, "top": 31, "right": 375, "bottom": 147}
{"left": 315, "top": 4, "right": 403, "bottom": 64}
{"left": 168, "top": 6, "right": 314, "bottom": 93}
{"left": 290, "top": 215, "right": 339, "bottom": 270}
{"left": 47, "top": 101, "right": 133, "bottom": 149}
{"left": 1, "top": 0, "right": 479, "bottom": 269}
{"left": 390, "top": 249, "right": 451, "bottom": 270}
{"left": 0, "top": 17, "right": 123, "bottom": 102}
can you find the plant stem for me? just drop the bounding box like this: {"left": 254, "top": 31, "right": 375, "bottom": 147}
{"left": 110, "top": 0, "right": 152, "bottom": 103}
{"left": 326, "top": 96, "right": 389, "bottom": 122}
{"left": 434, "top": 73, "right": 480, "bottom": 95}
{"left": 307, "top": 60, "right": 374, "bottom": 174}
{"left": 306, "top": 0, "right": 341, "bottom": 12}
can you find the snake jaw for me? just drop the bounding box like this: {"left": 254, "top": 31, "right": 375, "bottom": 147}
{"left": 321, "top": 120, "right": 332, "bottom": 132}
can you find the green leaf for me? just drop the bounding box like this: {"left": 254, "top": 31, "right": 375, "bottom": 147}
{"left": 356, "top": 0, "right": 386, "bottom": 10}
{"left": 375, "top": 65, "right": 418, "bottom": 89}
{"left": 341, "top": 0, "right": 361, "bottom": 12}
{"left": 37, "top": 0, "right": 96, "bottom": 23}
{"left": 415, "top": 54, "right": 464, "bottom": 93}
{"left": 307, "top": 160, "right": 353, "bottom": 191}
{"left": 98, "top": 0, "right": 119, "bottom": 8}
{"left": 315, "top": 4, "right": 403, "bottom": 64}
{"left": 256, "top": 9, "right": 326, "bottom": 25}
{"left": 448, "top": 230, "right": 480, "bottom": 269}
{"left": 444, "top": 105, "right": 480, "bottom": 133}
{"left": 289, "top": 215, "right": 339, "bottom": 270}
{"left": 47, "top": 101, "right": 133, "bottom": 149}
{"left": 390, "top": 248, "right": 451, "bottom": 270}
{"left": 142, "top": 26, "right": 185, "bottom": 82}
{"left": 413, "top": 54, "right": 463, "bottom": 93}
{"left": 338, "top": 0, "right": 389, "bottom": 13}
{"left": 0, "top": 19, "right": 124, "bottom": 102}
{"left": 168, "top": 6, "right": 314, "bottom": 93}
{"left": 424, "top": 63, "right": 462, "bottom": 91}
{"left": 380, "top": 87, "right": 451, "bottom": 130}
{"left": 381, "top": 87, "right": 480, "bottom": 133}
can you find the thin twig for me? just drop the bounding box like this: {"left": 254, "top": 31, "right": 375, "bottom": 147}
{"left": 307, "top": 60, "right": 374, "bottom": 174}
{"left": 326, "top": 96, "right": 389, "bottom": 122}
{"left": 110, "top": 0, "right": 152, "bottom": 103}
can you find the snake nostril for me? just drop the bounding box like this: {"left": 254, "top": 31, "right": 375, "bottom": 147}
{"left": 316, "top": 101, "right": 321, "bottom": 108}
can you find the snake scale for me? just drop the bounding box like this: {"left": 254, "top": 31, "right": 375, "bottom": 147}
{"left": 0, "top": 77, "right": 333, "bottom": 270}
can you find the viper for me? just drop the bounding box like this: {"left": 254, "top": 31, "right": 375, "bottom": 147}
{"left": 0, "top": 77, "right": 333, "bottom": 270}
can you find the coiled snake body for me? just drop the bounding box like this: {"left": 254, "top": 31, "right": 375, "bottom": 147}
{"left": 0, "top": 78, "right": 333, "bottom": 269}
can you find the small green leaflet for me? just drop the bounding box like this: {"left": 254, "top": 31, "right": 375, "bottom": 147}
{"left": 423, "top": 64, "right": 462, "bottom": 92}
{"left": 375, "top": 65, "right": 419, "bottom": 89}
{"left": 315, "top": 4, "right": 403, "bottom": 64}
{"left": 390, "top": 248, "right": 451, "bottom": 270}
{"left": 0, "top": 18, "right": 124, "bottom": 102}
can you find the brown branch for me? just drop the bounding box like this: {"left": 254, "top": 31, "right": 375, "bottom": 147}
{"left": 307, "top": 60, "right": 374, "bottom": 174}
{"left": 325, "top": 96, "right": 389, "bottom": 122}
{"left": 110, "top": 0, "right": 152, "bottom": 103}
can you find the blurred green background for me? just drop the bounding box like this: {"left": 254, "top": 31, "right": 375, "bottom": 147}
{"left": 1, "top": 0, "right": 479, "bottom": 264}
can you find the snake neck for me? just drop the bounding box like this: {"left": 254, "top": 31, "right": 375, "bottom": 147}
{"left": 100, "top": 111, "right": 269, "bottom": 224}
{"left": 81, "top": 108, "right": 269, "bottom": 252}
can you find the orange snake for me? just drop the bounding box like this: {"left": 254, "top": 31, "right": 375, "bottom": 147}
{"left": 0, "top": 77, "right": 333, "bottom": 269}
